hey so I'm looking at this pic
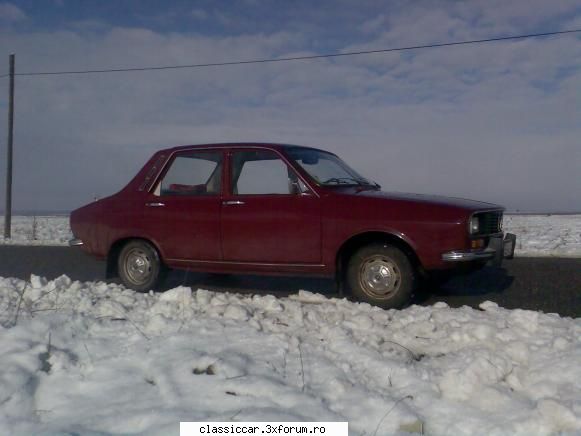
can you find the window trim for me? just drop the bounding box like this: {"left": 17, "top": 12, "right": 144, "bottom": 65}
{"left": 145, "top": 145, "right": 320, "bottom": 198}
{"left": 227, "top": 148, "right": 317, "bottom": 197}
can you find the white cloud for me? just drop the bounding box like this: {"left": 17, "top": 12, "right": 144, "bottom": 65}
{"left": 474, "top": 0, "right": 581, "bottom": 30}
{"left": 360, "top": 14, "right": 386, "bottom": 34}
{"left": 191, "top": 9, "right": 208, "bottom": 21}
{"left": 0, "top": 2, "right": 26, "bottom": 22}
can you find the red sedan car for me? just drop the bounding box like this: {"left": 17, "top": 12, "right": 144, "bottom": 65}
{"left": 70, "top": 143, "right": 515, "bottom": 309}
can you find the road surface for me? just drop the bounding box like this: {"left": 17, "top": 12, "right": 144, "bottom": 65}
{"left": 0, "top": 246, "right": 579, "bottom": 317}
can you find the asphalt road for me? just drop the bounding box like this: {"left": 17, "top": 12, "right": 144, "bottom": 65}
{"left": 0, "top": 246, "right": 579, "bottom": 317}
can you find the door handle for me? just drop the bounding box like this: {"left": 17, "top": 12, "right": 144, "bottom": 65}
{"left": 222, "top": 200, "right": 245, "bottom": 206}
{"left": 145, "top": 202, "right": 165, "bottom": 207}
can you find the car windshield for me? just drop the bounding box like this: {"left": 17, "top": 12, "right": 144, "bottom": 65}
{"left": 285, "top": 147, "right": 375, "bottom": 187}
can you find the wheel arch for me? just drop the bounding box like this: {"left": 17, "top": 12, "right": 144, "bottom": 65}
{"left": 106, "top": 237, "right": 164, "bottom": 279}
{"left": 335, "top": 231, "right": 423, "bottom": 283}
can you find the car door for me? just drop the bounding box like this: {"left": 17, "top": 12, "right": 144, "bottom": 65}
{"left": 221, "top": 149, "right": 321, "bottom": 264}
{"left": 141, "top": 149, "right": 223, "bottom": 261}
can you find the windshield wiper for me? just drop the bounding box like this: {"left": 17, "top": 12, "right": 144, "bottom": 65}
{"left": 322, "top": 177, "right": 381, "bottom": 190}
{"left": 361, "top": 178, "right": 381, "bottom": 189}
{"left": 322, "top": 177, "right": 363, "bottom": 185}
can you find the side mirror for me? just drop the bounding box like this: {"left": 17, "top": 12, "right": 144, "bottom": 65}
{"left": 290, "top": 179, "right": 311, "bottom": 195}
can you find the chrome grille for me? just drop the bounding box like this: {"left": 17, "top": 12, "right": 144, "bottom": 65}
{"left": 474, "top": 211, "right": 503, "bottom": 235}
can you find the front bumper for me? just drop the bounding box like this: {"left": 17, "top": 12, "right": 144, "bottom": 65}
{"left": 442, "top": 233, "right": 516, "bottom": 266}
{"left": 68, "top": 238, "right": 84, "bottom": 247}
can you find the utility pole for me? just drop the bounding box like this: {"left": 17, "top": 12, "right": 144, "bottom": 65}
{"left": 4, "top": 54, "right": 15, "bottom": 239}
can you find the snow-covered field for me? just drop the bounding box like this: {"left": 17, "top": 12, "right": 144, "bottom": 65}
{"left": 504, "top": 215, "right": 581, "bottom": 257}
{"left": 1, "top": 214, "right": 580, "bottom": 257}
{"left": 1, "top": 214, "right": 580, "bottom": 435}
{"left": 0, "top": 216, "right": 71, "bottom": 246}
{"left": 0, "top": 275, "right": 579, "bottom": 435}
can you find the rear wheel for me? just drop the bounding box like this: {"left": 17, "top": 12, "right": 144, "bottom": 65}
{"left": 347, "top": 243, "right": 416, "bottom": 309}
{"left": 118, "top": 240, "right": 166, "bottom": 292}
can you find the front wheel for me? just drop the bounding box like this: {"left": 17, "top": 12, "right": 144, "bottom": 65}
{"left": 117, "top": 240, "right": 166, "bottom": 292}
{"left": 347, "top": 243, "right": 416, "bottom": 309}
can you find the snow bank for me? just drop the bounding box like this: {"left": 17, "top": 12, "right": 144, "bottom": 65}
{"left": 1, "top": 275, "right": 579, "bottom": 435}
{"left": 2, "top": 214, "right": 581, "bottom": 257}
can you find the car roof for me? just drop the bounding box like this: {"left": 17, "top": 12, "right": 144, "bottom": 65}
{"left": 159, "top": 142, "right": 331, "bottom": 155}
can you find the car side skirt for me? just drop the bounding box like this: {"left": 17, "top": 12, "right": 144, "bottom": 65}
{"left": 165, "top": 258, "right": 332, "bottom": 277}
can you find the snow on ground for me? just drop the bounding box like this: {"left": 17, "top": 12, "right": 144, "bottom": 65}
{"left": 0, "top": 216, "right": 71, "bottom": 246}
{"left": 504, "top": 215, "right": 581, "bottom": 257}
{"left": 0, "top": 275, "right": 580, "bottom": 435}
{"left": 1, "top": 214, "right": 580, "bottom": 257}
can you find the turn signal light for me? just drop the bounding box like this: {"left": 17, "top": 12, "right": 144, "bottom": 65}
{"left": 471, "top": 239, "right": 485, "bottom": 249}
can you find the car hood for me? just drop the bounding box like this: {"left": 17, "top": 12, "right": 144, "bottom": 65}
{"left": 353, "top": 189, "right": 503, "bottom": 212}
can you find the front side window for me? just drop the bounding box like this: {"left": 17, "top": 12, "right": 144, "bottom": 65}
{"left": 157, "top": 151, "right": 222, "bottom": 196}
{"left": 231, "top": 150, "right": 299, "bottom": 195}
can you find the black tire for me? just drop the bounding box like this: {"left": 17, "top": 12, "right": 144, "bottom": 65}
{"left": 347, "top": 243, "right": 416, "bottom": 309}
{"left": 117, "top": 240, "right": 166, "bottom": 292}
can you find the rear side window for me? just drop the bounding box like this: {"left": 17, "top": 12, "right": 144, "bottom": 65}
{"left": 157, "top": 151, "right": 222, "bottom": 196}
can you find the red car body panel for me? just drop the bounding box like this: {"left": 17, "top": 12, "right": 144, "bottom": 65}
{"left": 221, "top": 194, "right": 322, "bottom": 263}
{"left": 70, "top": 143, "right": 505, "bottom": 277}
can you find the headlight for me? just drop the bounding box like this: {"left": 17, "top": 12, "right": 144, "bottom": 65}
{"left": 469, "top": 215, "right": 480, "bottom": 234}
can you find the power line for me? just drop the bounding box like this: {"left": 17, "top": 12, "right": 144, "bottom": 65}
{"left": 1, "top": 28, "right": 580, "bottom": 79}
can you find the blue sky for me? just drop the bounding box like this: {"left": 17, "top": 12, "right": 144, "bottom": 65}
{"left": 4, "top": 0, "right": 405, "bottom": 50}
{"left": 0, "top": 0, "right": 580, "bottom": 212}
{"left": 6, "top": 1, "right": 581, "bottom": 52}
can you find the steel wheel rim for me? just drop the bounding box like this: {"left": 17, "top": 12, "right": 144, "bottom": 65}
{"left": 359, "top": 256, "right": 401, "bottom": 298}
{"left": 123, "top": 248, "right": 152, "bottom": 285}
